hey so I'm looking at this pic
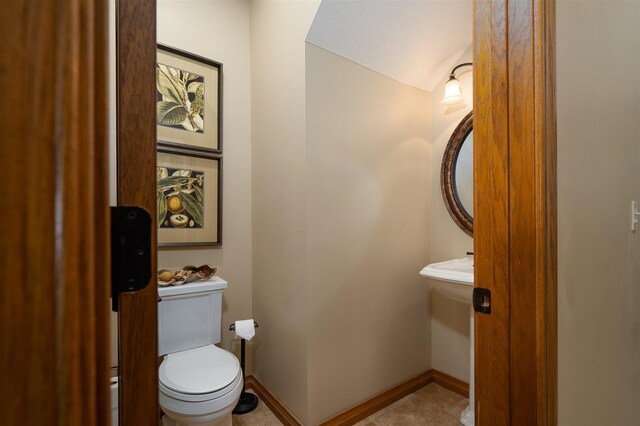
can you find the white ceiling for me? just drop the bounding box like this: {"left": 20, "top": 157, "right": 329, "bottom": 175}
{"left": 306, "top": 0, "right": 473, "bottom": 92}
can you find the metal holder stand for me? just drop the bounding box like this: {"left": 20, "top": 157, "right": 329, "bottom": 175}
{"left": 229, "top": 321, "right": 259, "bottom": 414}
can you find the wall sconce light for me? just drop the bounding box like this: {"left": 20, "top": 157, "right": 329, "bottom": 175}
{"left": 442, "top": 62, "right": 473, "bottom": 105}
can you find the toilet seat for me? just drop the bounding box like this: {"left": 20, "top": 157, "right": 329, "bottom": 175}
{"left": 159, "top": 345, "right": 241, "bottom": 403}
{"left": 159, "top": 371, "right": 243, "bottom": 423}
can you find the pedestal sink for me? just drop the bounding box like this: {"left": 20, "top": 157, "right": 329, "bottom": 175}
{"left": 420, "top": 257, "right": 474, "bottom": 426}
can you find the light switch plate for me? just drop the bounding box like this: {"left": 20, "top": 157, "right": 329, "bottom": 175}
{"left": 632, "top": 201, "right": 639, "bottom": 232}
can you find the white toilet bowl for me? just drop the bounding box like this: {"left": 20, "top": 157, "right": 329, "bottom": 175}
{"left": 110, "top": 376, "right": 118, "bottom": 426}
{"left": 159, "top": 345, "right": 242, "bottom": 426}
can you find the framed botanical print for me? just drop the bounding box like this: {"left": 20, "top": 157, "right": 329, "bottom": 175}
{"left": 157, "top": 145, "right": 222, "bottom": 247}
{"left": 156, "top": 44, "right": 222, "bottom": 153}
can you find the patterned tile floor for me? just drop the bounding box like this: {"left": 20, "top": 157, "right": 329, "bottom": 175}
{"left": 233, "top": 383, "right": 467, "bottom": 425}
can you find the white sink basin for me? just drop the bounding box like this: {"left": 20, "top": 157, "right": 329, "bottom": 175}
{"left": 419, "top": 257, "right": 474, "bottom": 305}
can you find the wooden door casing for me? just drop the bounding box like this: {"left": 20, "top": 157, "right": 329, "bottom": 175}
{"left": 473, "top": 0, "right": 557, "bottom": 424}
{"left": 1, "top": 0, "right": 110, "bottom": 424}
{"left": 508, "top": 0, "right": 557, "bottom": 424}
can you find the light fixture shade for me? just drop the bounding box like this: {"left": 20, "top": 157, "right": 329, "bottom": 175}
{"left": 442, "top": 77, "right": 464, "bottom": 105}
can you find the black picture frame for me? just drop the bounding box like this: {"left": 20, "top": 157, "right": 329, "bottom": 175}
{"left": 157, "top": 143, "right": 223, "bottom": 248}
{"left": 156, "top": 44, "right": 223, "bottom": 154}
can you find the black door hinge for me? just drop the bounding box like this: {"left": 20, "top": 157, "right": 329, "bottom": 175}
{"left": 111, "top": 206, "right": 152, "bottom": 312}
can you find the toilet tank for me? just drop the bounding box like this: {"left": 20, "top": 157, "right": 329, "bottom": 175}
{"left": 157, "top": 276, "right": 228, "bottom": 356}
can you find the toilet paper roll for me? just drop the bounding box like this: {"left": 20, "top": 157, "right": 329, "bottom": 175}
{"left": 234, "top": 319, "right": 255, "bottom": 341}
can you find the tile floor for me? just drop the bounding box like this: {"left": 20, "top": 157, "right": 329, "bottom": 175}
{"left": 232, "top": 383, "right": 467, "bottom": 425}
{"left": 355, "top": 383, "right": 468, "bottom": 426}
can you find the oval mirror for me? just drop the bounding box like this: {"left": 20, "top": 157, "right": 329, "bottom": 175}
{"left": 441, "top": 111, "right": 473, "bottom": 236}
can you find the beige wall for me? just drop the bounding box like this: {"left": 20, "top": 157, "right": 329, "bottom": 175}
{"left": 250, "top": 1, "right": 321, "bottom": 422}
{"left": 156, "top": 0, "right": 254, "bottom": 355}
{"left": 557, "top": 1, "right": 640, "bottom": 424}
{"left": 429, "top": 47, "right": 473, "bottom": 383}
{"left": 305, "top": 44, "right": 431, "bottom": 424}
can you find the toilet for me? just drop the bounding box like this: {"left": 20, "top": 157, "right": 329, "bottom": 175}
{"left": 158, "top": 277, "right": 243, "bottom": 426}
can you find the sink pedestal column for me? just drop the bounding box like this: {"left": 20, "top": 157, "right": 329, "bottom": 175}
{"left": 460, "top": 307, "right": 475, "bottom": 426}
{"left": 419, "top": 258, "right": 475, "bottom": 425}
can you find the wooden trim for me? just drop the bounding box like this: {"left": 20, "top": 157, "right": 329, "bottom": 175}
{"left": 507, "top": 0, "right": 557, "bottom": 424}
{"left": 320, "top": 371, "right": 435, "bottom": 426}
{"left": 432, "top": 370, "right": 469, "bottom": 399}
{"left": 245, "top": 376, "right": 303, "bottom": 426}
{"left": 1, "top": 0, "right": 110, "bottom": 424}
{"left": 533, "top": 0, "right": 557, "bottom": 423}
{"left": 318, "top": 371, "right": 434, "bottom": 426}
{"left": 116, "top": 0, "right": 159, "bottom": 425}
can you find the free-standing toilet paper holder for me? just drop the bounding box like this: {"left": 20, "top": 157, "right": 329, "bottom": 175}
{"left": 229, "top": 321, "right": 259, "bottom": 414}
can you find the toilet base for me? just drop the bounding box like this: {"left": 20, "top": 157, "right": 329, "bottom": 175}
{"left": 161, "top": 413, "right": 232, "bottom": 426}
{"left": 232, "top": 392, "right": 259, "bottom": 415}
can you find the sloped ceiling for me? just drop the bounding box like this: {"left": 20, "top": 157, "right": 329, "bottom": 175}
{"left": 306, "top": 0, "right": 472, "bottom": 92}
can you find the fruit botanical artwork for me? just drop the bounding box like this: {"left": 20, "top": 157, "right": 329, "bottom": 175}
{"left": 156, "top": 63, "right": 205, "bottom": 133}
{"left": 156, "top": 148, "right": 220, "bottom": 246}
{"left": 157, "top": 167, "right": 205, "bottom": 229}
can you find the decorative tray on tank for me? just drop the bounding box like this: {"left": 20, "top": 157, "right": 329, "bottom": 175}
{"left": 157, "top": 264, "right": 217, "bottom": 287}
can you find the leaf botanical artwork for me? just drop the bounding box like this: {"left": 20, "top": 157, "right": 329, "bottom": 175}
{"left": 157, "top": 167, "right": 205, "bottom": 229}
{"left": 156, "top": 45, "right": 222, "bottom": 153}
{"left": 156, "top": 64, "right": 205, "bottom": 133}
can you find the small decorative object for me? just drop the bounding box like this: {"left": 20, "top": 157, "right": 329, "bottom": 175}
{"left": 157, "top": 145, "right": 222, "bottom": 247}
{"left": 157, "top": 44, "right": 222, "bottom": 153}
{"left": 157, "top": 264, "right": 217, "bottom": 287}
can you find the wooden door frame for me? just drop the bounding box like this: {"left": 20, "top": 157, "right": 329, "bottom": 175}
{"left": 115, "top": 0, "right": 159, "bottom": 424}
{"left": 1, "top": 0, "right": 110, "bottom": 424}
{"left": 473, "top": 0, "right": 557, "bottom": 424}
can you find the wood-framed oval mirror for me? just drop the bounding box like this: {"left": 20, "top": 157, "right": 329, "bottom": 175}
{"left": 441, "top": 111, "right": 473, "bottom": 236}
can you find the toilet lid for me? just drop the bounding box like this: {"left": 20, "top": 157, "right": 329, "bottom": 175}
{"left": 159, "top": 345, "right": 240, "bottom": 395}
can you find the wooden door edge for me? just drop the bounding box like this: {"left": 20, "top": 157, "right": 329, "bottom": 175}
{"left": 115, "top": 0, "right": 159, "bottom": 424}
